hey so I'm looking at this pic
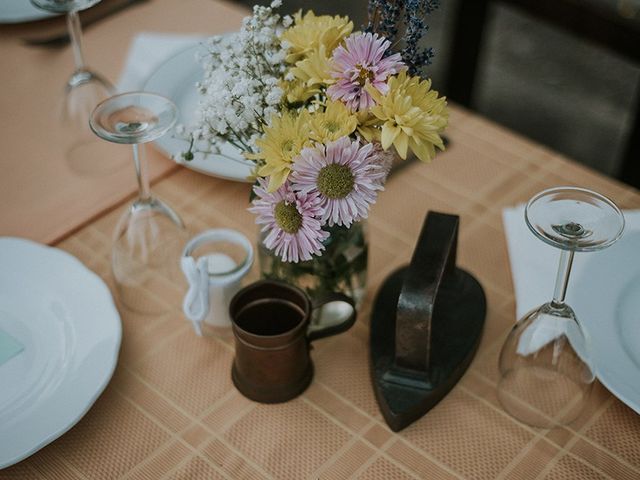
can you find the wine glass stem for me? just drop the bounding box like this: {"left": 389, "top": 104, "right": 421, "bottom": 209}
{"left": 67, "top": 10, "right": 86, "bottom": 71}
{"left": 551, "top": 249, "right": 575, "bottom": 307}
{"left": 132, "top": 144, "right": 151, "bottom": 201}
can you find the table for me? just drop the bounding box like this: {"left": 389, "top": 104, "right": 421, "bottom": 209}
{"left": 2, "top": 1, "right": 640, "bottom": 479}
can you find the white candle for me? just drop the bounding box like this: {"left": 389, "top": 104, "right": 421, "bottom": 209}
{"left": 203, "top": 253, "right": 238, "bottom": 330}
{"left": 206, "top": 253, "right": 237, "bottom": 275}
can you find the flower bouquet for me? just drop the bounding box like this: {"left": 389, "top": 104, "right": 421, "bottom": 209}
{"left": 182, "top": 0, "right": 448, "bottom": 309}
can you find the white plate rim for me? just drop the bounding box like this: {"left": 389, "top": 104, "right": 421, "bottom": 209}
{"left": 0, "top": 237, "right": 122, "bottom": 468}
{"left": 142, "top": 41, "right": 254, "bottom": 183}
{"left": 574, "top": 229, "right": 640, "bottom": 414}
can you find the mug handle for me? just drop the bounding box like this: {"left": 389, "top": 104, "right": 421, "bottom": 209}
{"left": 307, "top": 292, "right": 357, "bottom": 342}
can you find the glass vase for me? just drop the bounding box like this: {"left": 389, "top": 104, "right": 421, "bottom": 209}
{"left": 258, "top": 221, "right": 368, "bottom": 328}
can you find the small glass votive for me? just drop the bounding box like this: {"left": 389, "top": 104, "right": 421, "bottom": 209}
{"left": 181, "top": 229, "right": 254, "bottom": 337}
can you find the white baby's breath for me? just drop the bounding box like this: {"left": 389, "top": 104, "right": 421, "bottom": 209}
{"left": 181, "top": 3, "right": 287, "bottom": 160}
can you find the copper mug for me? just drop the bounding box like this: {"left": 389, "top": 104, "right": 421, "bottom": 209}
{"left": 229, "top": 280, "right": 357, "bottom": 403}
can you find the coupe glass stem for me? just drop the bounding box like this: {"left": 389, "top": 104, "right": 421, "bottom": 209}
{"left": 67, "top": 10, "right": 86, "bottom": 71}
{"left": 551, "top": 249, "right": 575, "bottom": 307}
{"left": 133, "top": 144, "right": 151, "bottom": 201}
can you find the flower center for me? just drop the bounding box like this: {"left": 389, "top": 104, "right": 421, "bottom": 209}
{"left": 324, "top": 120, "right": 340, "bottom": 133}
{"left": 356, "top": 65, "right": 375, "bottom": 86}
{"left": 274, "top": 201, "right": 302, "bottom": 234}
{"left": 281, "top": 139, "right": 295, "bottom": 154}
{"left": 317, "top": 164, "right": 354, "bottom": 199}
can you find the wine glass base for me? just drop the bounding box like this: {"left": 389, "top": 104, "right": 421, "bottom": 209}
{"left": 525, "top": 186, "right": 624, "bottom": 251}
{"left": 90, "top": 92, "right": 178, "bottom": 145}
{"left": 498, "top": 366, "right": 592, "bottom": 428}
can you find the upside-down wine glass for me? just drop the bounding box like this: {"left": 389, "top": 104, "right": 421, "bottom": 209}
{"left": 30, "top": 0, "right": 125, "bottom": 174}
{"left": 497, "top": 187, "right": 624, "bottom": 428}
{"left": 90, "top": 92, "right": 188, "bottom": 314}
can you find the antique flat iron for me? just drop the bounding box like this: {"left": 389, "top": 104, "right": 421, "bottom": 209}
{"left": 370, "top": 211, "right": 486, "bottom": 431}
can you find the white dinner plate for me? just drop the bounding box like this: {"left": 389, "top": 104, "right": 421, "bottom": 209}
{"left": 0, "top": 238, "right": 121, "bottom": 468}
{"left": 0, "top": 0, "right": 58, "bottom": 24}
{"left": 143, "top": 42, "right": 253, "bottom": 183}
{"left": 573, "top": 230, "right": 640, "bottom": 414}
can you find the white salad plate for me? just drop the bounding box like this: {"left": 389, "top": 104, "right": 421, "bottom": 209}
{"left": 0, "top": 0, "right": 57, "bottom": 24}
{"left": 0, "top": 237, "right": 121, "bottom": 468}
{"left": 573, "top": 229, "right": 640, "bottom": 414}
{"left": 143, "top": 42, "right": 253, "bottom": 183}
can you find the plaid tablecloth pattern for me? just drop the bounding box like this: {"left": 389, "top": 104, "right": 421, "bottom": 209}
{"left": 4, "top": 106, "right": 640, "bottom": 480}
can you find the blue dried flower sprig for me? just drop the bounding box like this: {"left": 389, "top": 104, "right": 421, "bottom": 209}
{"left": 366, "top": 0, "right": 439, "bottom": 76}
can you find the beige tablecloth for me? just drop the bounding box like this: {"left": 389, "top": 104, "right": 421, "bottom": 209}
{"left": 2, "top": 1, "right": 640, "bottom": 478}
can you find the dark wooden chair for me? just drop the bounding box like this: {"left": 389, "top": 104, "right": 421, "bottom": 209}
{"left": 445, "top": 0, "right": 640, "bottom": 188}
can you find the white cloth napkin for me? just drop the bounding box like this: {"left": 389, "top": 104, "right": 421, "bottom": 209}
{"left": 118, "top": 32, "right": 204, "bottom": 92}
{"left": 503, "top": 205, "right": 640, "bottom": 319}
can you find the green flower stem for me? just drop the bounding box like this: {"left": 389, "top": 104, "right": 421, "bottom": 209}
{"left": 258, "top": 221, "right": 368, "bottom": 321}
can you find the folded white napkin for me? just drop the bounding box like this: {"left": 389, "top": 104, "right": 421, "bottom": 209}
{"left": 118, "top": 32, "right": 204, "bottom": 92}
{"left": 503, "top": 205, "right": 640, "bottom": 319}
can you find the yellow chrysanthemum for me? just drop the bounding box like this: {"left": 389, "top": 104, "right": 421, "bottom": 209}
{"left": 280, "top": 79, "right": 318, "bottom": 106}
{"left": 355, "top": 110, "right": 382, "bottom": 143}
{"left": 290, "top": 45, "right": 335, "bottom": 88}
{"left": 281, "top": 10, "right": 353, "bottom": 63}
{"left": 248, "top": 111, "right": 311, "bottom": 191}
{"left": 309, "top": 100, "right": 358, "bottom": 143}
{"left": 368, "top": 71, "right": 449, "bottom": 163}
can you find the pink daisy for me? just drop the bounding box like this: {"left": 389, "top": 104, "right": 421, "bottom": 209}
{"left": 328, "top": 32, "right": 404, "bottom": 112}
{"left": 291, "top": 136, "right": 385, "bottom": 228}
{"left": 249, "top": 179, "right": 329, "bottom": 263}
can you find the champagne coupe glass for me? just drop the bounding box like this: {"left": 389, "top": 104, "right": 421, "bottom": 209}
{"left": 30, "top": 0, "right": 123, "bottom": 174}
{"left": 498, "top": 187, "right": 624, "bottom": 428}
{"left": 90, "top": 92, "right": 187, "bottom": 314}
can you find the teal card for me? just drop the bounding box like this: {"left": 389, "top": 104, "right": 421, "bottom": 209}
{"left": 0, "top": 328, "right": 23, "bottom": 366}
